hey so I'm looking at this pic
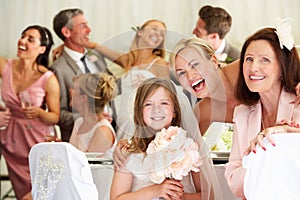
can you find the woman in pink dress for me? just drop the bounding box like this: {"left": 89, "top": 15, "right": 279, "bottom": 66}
{"left": 0, "top": 25, "right": 60, "bottom": 199}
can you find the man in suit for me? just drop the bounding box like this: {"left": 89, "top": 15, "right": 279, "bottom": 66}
{"left": 50, "top": 8, "right": 110, "bottom": 142}
{"left": 193, "top": 5, "right": 240, "bottom": 64}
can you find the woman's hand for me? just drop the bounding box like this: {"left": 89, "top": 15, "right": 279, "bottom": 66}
{"left": 247, "top": 126, "right": 279, "bottom": 154}
{"left": 0, "top": 108, "right": 11, "bottom": 128}
{"left": 22, "top": 106, "right": 40, "bottom": 119}
{"left": 113, "top": 139, "right": 131, "bottom": 169}
{"left": 150, "top": 179, "right": 184, "bottom": 200}
{"left": 100, "top": 111, "right": 113, "bottom": 123}
{"left": 52, "top": 44, "right": 64, "bottom": 62}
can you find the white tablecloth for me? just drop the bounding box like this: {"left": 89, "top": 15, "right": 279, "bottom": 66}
{"left": 90, "top": 163, "right": 114, "bottom": 200}
{"left": 243, "top": 133, "right": 300, "bottom": 200}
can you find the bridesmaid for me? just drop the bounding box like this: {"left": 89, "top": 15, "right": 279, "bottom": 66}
{"left": 0, "top": 25, "right": 60, "bottom": 199}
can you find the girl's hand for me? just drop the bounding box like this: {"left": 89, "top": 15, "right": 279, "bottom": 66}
{"left": 113, "top": 139, "right": 131, "bottom": 169}
{"left": 151, "top": 179, "right": 184, "bottom": 200}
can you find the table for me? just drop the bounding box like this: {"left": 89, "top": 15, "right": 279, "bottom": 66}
{"left": 90, "top": 162, "right": 114, "bottom": 200}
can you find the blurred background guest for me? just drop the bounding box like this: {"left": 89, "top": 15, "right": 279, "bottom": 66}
{"left": 50, "top": 8, "right": 110, "bottom": 142}
{"left": 193, "top": 5, "right": 240, "bottom": 65}
{"left": 69, "top": 72, "right": 118, "bottom": 155}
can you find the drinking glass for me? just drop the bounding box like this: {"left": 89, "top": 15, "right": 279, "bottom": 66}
{"left": 45, "top": 126, "right": 57, "bottom": 142}
{"left": 19, "top": 90, "right": 33, "bottom": 129}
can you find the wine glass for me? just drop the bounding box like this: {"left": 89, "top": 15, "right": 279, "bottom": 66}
{"left": 19, "top": 90, "right": 33, "bottom": 129}
{"left": 45, "top": 126, "right": 57, "bottom": 142}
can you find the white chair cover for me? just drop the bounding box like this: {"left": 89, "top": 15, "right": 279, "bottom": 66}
{"left": 29, "top": 142, "right": 98, "bottom": 200}
{"left": 243, "top": 133, "right": 300, "bottom": 200}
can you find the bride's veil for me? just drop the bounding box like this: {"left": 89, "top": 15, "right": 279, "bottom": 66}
{"left": 175, "top": 82, "right": 223, "bottom": 200}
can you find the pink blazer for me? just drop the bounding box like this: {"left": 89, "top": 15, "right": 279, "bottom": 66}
{"left": 224, "top": 89, "right": 300, "bottom": 198}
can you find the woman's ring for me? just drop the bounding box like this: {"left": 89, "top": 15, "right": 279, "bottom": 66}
{"left": 258, "top": 133, "right": 264, "bottom": 137}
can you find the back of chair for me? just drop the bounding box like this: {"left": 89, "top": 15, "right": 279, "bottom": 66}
{"left": 29, "top": 142, "right": 98, "bottom": 200}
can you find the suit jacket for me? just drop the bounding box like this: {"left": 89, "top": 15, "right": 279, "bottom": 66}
{"left": 224, "top": 89, "right": 300, "bottom": 198}
{"left": 50, "top": 49, "right": 108, "bottom": 142}
{"left": 222, "top": 41, "right": 240, "bottom": 63}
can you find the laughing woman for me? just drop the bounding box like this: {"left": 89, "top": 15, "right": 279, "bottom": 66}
{"left": 170, "top": 38, "right": 241, "bottom": 135}
{"left": 0, "top": 25, "right": 60, "bottom": 199}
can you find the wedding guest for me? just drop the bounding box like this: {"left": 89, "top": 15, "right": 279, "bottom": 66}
{"left": 86, "top": 19, "right": 171, "bottom": 139}
{"left": 110, "top": 77, "right": 222, "bottom": 200}
{"left": 50, "top": 8, "right": 109, "bottom": 142}
{"left": 0, "top": 108, "right": 11, "bottom": 129}
{"left": 193, "top": 5, "right": 240, "bottom": 64}
{"left": 170, "top": 37, "right": 241, "bottom": 135}
{"left": 0, "top": 25, "right": 59, "bottom": 200}
{"left": 69, "top": 72, "right": 118, "bottom": 155}
{"left": 224, "top": 24, "right": 300, "bottom": 198}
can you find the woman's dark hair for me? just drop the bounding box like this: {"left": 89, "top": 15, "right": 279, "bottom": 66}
{"left": 22, "top": 25, "right": 54, "bottom": 68}
{"left": 236, "top": 27, "right": 300, "bottom": 105}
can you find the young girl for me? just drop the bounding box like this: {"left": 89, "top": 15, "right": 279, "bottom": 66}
{"left": 110, "top": 77, "right": 222, "bottom": 200}
{"left": 69, "top": 72, "right": 118, "bottom": 155}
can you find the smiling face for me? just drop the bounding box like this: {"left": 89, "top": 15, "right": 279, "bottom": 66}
{"left": 175, "top": 46, "right": 219, "bottom": 99}
{"left": 243, "top": 40, "right": 281, "bottom": 93}
{"left": 17, "top": 28, "right": 46, "bottom": 59}
{"left": 65, "top": 14, "right": 91, "bottom": 52}
{"left": 137, "top": 21, "right": 166, "bottom": 49}
{"left": 142, "top": 87, "right": 175, "bottom": 131}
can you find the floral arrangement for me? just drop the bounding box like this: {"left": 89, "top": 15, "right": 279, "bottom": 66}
{"left": 146, "top": 126, "right": 202, "bottom": 184}
{"left": 217, "top": 53, "right": 233, "bottom": 64}
{"left": 86, "top": 50, "right": 98, "bottom": 62}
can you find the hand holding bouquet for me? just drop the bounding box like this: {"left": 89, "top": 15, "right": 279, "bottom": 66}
{"left": 146, "top": 126, "right": 202, "bottom": 184}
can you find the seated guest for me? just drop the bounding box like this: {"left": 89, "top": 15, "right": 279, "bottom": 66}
{"left": 224, "top": 23, "right": 300, "bottom": 198}
{"left": 69, "top": 72, "right": 118, "bottom": 155}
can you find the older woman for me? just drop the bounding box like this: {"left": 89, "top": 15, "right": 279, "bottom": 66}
{"left": 224, "top": 25, "right": 300, "bottom": 198}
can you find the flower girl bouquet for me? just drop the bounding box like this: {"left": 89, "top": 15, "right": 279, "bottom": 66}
{"left": 146, "top": 126, "right": 202, "bottom": 184}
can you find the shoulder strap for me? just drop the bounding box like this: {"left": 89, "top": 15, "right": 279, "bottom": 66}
{"left": 146, "top": 57, "right": 160, "bottom": 70}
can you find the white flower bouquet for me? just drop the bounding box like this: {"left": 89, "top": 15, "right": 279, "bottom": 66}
{"left": 146, "top": 126, "right": 202, "bottom": 184}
